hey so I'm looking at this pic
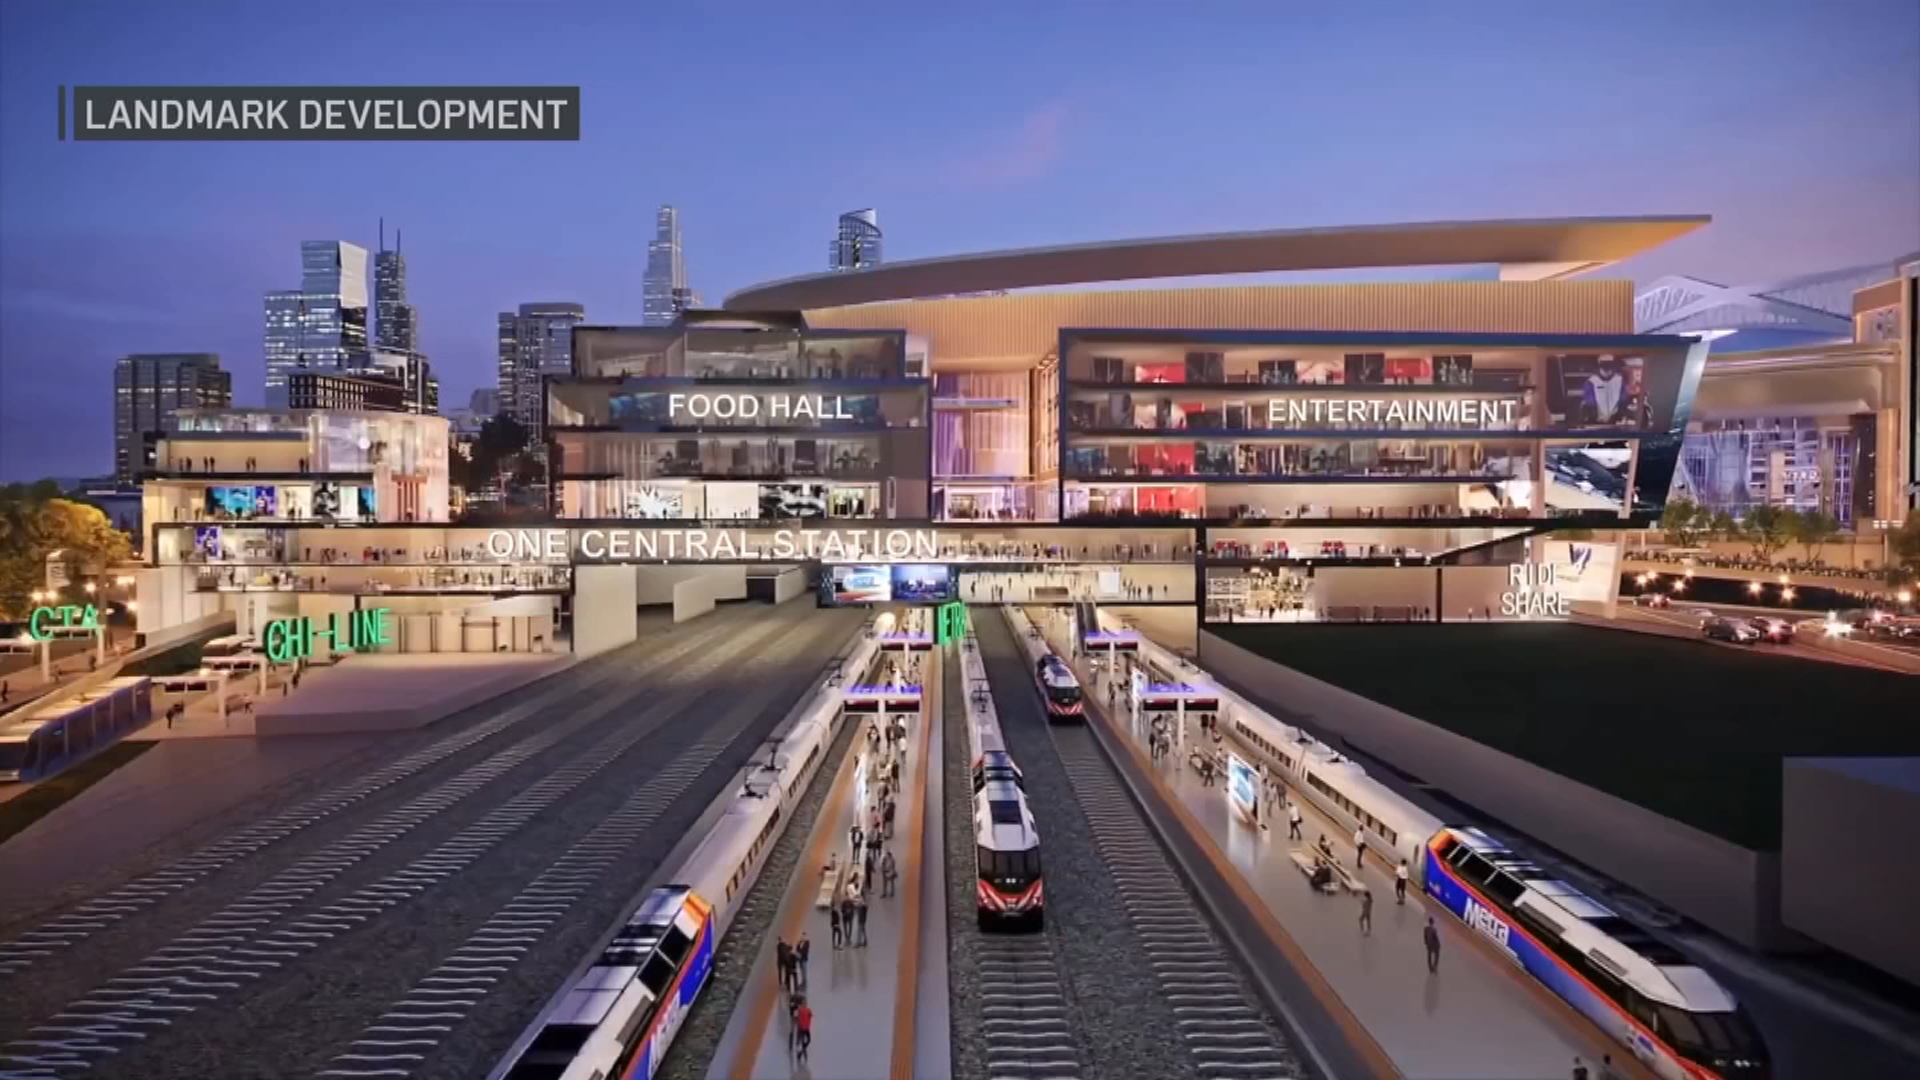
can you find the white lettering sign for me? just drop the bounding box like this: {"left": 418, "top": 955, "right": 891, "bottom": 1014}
{"left": 1463, "top": 898, "right": 1512, "bottom": 949}
{"left": 667, "top": 393, "right": 856, "bottom": 423}
{"left": 1500, "top": 563, "right": 1571, "bottom": 618}
{"left": 484, "top": 528, "right": 940, "bottom": 563}
{"left": 1265, "top": 398, "right": 1521, "bottom": 428}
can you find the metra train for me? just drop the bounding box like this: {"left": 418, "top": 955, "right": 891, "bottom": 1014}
{"left": 961, "top": 636, "right": 1043, "bottom": 929}
{"left": 494, "top": 617, "right": 888, "bottom": 1080}
{"left": 1224, "top": 701, "right": 1771, "bottom": 1079}
{"left": 1033, "top": 654, "right": 1084, "bottom": 723}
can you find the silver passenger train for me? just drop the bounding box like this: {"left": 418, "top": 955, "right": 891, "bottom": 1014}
{"left": 493, "top": 615, "right": 891, "bottom": 1080}
{"left": 959, "top": 633, "right": 1044, "bottom": 929}
{"left": 1139, "top": 635, "right": 1770, "bottom": 1079}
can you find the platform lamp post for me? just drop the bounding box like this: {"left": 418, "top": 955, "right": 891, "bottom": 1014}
{"left": 29, "top": 590, "right": 52, "bottom": 680}
{"left": 83, "top": 581, "right": 106, "bottom": 667}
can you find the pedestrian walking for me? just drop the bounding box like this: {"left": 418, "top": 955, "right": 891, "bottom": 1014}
{"left": 881, "top": 848, "right": 897, "bottom": 897}
{"left": 1599, "top": 1054, "right": 1619, "bottom": 1080}
{"left": 1, "top": 680, "right": 8, "bottom": 703}
{"left": 840, "top": 894, "right": 857, "bottom": 944}
{"left": 1571, "top": 1057, "right": 1589, "bottom": 1080}
{"left": 883, "top": 798, "right": 896, "bottom": 839}
{"left": 794, "top": 931, "right": 811, "bottom": 988}
{"left": 1395, "top": 859, "right": 1409, "bottom": 904}
{"left": 856, "top": 898, "right": 869, "bottom": 946}
{"left": 794, "top": 1000, "right": 813, "bottom": 1063}
{"left": 830, "top": 903, "right": 844, "bottom": 949}
{"left": 863, "top": 849, "right": 876, "bottom": 894}
{"left": 775, "top": 939, "right": 793, "bottom": 992}
{"left": 1359, "top": 889, "right": 1373, "bottom": 936}
{"left": 867, "top": 828, "right": 882, "bottom": 864}
{"left": 849, "top": 821, "right": 863, "bottom": 859}
{"left": 1288, "top": 802, "right": 1303, "bottom": 840}
{"left": 1424, "top": 916, "right": 1441, "bottom": 972}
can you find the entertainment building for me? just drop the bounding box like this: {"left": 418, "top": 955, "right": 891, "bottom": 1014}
{"left": 127, "top": 216, "right": 1918, "bottom": 655}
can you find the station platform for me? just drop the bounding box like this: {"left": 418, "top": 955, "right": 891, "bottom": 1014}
{"left": 1026, "top": 608, "right": 1657, "bottom": 1080}
{"left": 705, "top": 651, "right": 949, "bottom": 1080}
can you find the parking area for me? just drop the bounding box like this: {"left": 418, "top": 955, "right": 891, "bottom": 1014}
{"left": 1207, "top": 622, "right": 1920, "bottom": 850}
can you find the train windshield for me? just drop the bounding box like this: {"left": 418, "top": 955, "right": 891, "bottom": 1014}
{"left": 1657, "top": 1006, "right": 1768, "bottom": 1068}
{"left": 1045, "top": 684, "right": 1081, "bottom": 706}
{"left": 0, "top": 742, "right": 26, "bottom": 773}
{"left": 978, "top": 846, "right": 1041, "bottom": 888}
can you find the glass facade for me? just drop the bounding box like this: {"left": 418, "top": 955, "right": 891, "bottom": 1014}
{"left": 113, "top": 353, "right": 232, "bottom": 484}
{"left": 264, "top": 242, "right": 371, "bottom": 408}
{"left": 553, "top": 326, "right": 928, "bottom": 520}
{"left": 1679, "top": 417, "right": 1861, "bottom": 524}
{"left": 497, "top": 303, "right": 586, "bottom": 435}
{"left": 1059, "top": 330, "right": 1703, "bottom": 523}
{"left": 830, "top": 209, "right": 882, "bottom": 272}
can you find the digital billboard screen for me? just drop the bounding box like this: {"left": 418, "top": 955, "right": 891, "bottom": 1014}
{"left": 829, "top": 565, "right": 892, "bottom": 605}
{"left": 204, "top": 485, "right": 276, "bottom": 519}
{"left": 1227, "top": 752, "right": 1259, "bottom": 825}
{"left": 890, "top": 564, "right": 956, "bottom": 603}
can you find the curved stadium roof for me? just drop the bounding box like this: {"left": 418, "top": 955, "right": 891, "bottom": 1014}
{"left": 725, "top": 215, "right": 1710, "bottom": 310}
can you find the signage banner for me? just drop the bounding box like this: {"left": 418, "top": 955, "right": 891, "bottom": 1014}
{"left": 1227, "top": 752, "right": 1260, "bottom": 825}
{"left": 263, "top": 607, "right": 393, "bottom": 663}
{"left": 1266, "top": 398, "right": 1521, "bottom": 427}
{"left": 29, "top": 604, "right": 98, "bottom": 640}
{"left": 485, "top": 527, "right": 942, "bottom": 564}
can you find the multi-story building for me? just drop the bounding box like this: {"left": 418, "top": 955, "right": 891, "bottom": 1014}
{"left": 367, "top": 349, "right": 439, "bottom": 416}
{"left": 829, "top": 209, "right": 882, "bottom": 272}
{"left": 644, "top": 205, "right": 690, "bottom": 327}
{"left": 497, "top": 302, "right": 587, "bottom": 434}
{"left": 1639, "top": 257, "right": 1920, "bottom": 524}
{"left": 288, "top": 369, "right": 407, "bottom": 413}
{"left": 372, "top": 222, "right": 418, "bottom": 354}
{"left": 549, "top": 311, "right": 930, "bottom": 520}
{"left": 264, "top": 241, "right": 372, "bottom": 407}
{"left": 112, "top": 353, "right": 232, "bottom": 485}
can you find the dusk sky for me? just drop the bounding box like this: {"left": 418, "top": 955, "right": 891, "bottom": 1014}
{"left": 1, "top": 0, "right": 1915, "bottom": 482}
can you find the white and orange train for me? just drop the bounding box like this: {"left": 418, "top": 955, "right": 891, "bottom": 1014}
{"left": 492, "top": 615, "right": 890, "bottom": 1080}
{"left": 959, "top": 633, "right": 1044, "bottom": 930}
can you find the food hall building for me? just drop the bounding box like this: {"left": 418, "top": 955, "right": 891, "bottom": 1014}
{"left": 134, "top": 216, "right": 1765, "bottom": 656}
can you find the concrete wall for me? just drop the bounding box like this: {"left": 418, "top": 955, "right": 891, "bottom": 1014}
{"left": 1439, "top": 565, "right": 1512, "bottom": 620}
{"left": 573, "top": 564, "right": 639, "bottom": 657}
{"left": 1309, "top": 567, "right": 1437, "bottom": 615}
{"left": 1199, "top": 630, "right": 1796, "bottom": 950}
{"left": 1782, "top": 759, "right": 1920, "bottom": 986}
{"left": 773, "top": 567, "right": 808, "bottom": 603}
{"left": 134, "top": 566, "right": 222, "bottom": 639}
{"left": 637, "top": 566, "right": 745, "bottom": 623}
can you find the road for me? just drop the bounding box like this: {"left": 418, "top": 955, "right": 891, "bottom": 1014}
{"left": 0, "top": 602, "right": 864, "bottom": 1080}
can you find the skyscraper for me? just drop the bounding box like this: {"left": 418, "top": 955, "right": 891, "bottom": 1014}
{"left": 829, "top": 208, "right": 883, "bottom": 272}
{"left": 264, "top": 240, "right": 371, "bottom": 406}
{"left": 373, "top": 220, "right": 418, "bottom": 354}
{"left": 113, "top": 353, "right": 231, "bottom": 483}
{"left": 497, "top": 302, "right": 586, "bottom": 434}
{"left": 644, "top": 205, "right": 688, "bottom": 326}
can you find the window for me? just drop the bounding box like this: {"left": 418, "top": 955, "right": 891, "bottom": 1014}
{"left": 1481, "top": 870, "right": 1525, "bottom": 908}
{"left": 637, "top": 951, "right": 676, "bottom": 996}
{"left": 656, "top": 924, "right": 692, "bottom": 967}
{"left": 988, "top": 800, "right": 1024, "bottom": 826}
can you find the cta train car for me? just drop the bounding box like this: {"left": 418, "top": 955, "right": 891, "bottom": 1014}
{"left": 1425, "top": 829, "right": 1768, "bottom": 1080}
{"left": 500, "top": 887, "right": 714, "bottom": 1080}
{"left": 961, "top": 636, "right": 1043, "bottom": 929}
{"left": 1224, "top": 714, "right": 1770, "bottom": 1079}
{"left": 1034, "top": 655, "right": 1083, "bottom": 723}
{"left": 497, "top": 615, "right": 889, "bottom": 1080}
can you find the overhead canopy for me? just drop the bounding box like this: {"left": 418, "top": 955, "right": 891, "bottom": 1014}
{"left": 726, "top": 215, "right": 1710, "bottom": 311}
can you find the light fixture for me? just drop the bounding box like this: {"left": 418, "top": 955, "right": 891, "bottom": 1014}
{"left": 85, "top": 582, "right": 97, "bottom": 594}
{"left": 1748, "top": 582, "right": 1762, "bottom": 595}
{"left": 1900, "top": 590, "right": 1914, "bottom": 605}
{"left": 1778, "top": 573, "right": 1790, "bottom": 585}
{"left": 1781, "top": 588, "right": 1795, "bottom": 601}
{"left": 126, "top": 600, "right": 139, "bottom": 611}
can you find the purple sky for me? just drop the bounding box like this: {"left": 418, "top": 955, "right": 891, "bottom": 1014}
{"left": 2, "top": 0, "right": 1916, "bottom": 482}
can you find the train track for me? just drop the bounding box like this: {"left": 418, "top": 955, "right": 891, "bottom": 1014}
{"left": 0, "top": 607, "right": 860, "bottom": 1080}
{"left": 976, "top": 611, "right": 1301, "bottom": 1080}
{"left": 940, "top": 650, "right": 1083, "bottom": 1080}
{"left": 1050, "top": 733, "right": 1300, "bottom": 1080}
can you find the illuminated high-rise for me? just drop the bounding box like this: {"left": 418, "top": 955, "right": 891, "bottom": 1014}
{"left": 263, "top": 240, "right": 371, "bottom": 407}
{"left": 644, "top": 205, "right": 688, "bottom": 326}
{"left": 829, "top": 208, "right": 883, "bottom": 272}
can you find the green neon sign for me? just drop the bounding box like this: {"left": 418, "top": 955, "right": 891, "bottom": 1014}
{"left": 29, "top": 604, "right": 99, "bottom": 641}
{"left": 263, "top": 608, "right": 392, "bottom": 664}
{"left": 936, "top": 601, "right": 968, "bottom": 645}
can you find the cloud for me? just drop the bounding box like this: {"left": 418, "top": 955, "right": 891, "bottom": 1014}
{"left": 942, "top": 100, "right": 1072, "bottom": 192}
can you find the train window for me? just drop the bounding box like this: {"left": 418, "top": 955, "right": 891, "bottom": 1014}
{"left": 0, "top": 743, "right": 25, "bottom": 773}
{"left": 637, "top": 952, "right": 676, "bottom": 996}
{"left": 1481, "top": 871, "right": 1525, "bottom": 907}
{"left": 657, "top": 924, "right": 693, "bottom": 967}
{"left": 1454, "top": 852, "right": 1498, "bottom": 884}
{"left": 1587, "top": 916, "right": 1688, "bottom": 966}
{"left": 988, "top": 800, "right": 1023, "bottom": 826}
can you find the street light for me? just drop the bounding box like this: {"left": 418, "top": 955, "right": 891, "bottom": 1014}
{"left": 84, "top": 581, "right": 97, "bottom": 595}
{"left": 1777, "top": 573, "right": 1790, "bottom": 586}
{"left": 125, "top": 600, "right": 139, "bottom": 612}
{"left": 1782, "top": 587, "right": 1796, "bottom": 602}
{"left": 1900, "top": 590, "right": 1914, "bottom": 606}
{"left": 1748, "top": 582, "right": 1763, "bottom": 596}
{"left": 29, "top": 589, "right": 44, "bottom": 604}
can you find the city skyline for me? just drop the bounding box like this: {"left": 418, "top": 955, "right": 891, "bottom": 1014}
{"left": 2, "top": 0, "right": 1917, "bottom": 480}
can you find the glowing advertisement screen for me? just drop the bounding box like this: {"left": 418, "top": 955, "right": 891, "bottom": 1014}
{"left": 890, "top": 564, "right": 956, "bottom": 603}
{"left": 1227, "top": 752, "right": 1259, "bottom": 825}
{"left": 829, "top": 565, "right": 892, "bottom": 605}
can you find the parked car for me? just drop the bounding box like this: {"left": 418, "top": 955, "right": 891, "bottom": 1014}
{"left": 1703, "top": 617, "right": 1760, "bottom": 645}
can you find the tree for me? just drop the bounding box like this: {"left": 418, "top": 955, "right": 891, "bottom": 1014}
{"left": 1742, "top": 505, "right": 1792, "bottom": 562}
{"left": 1892, "top": 510, "right": 1920, "bottom": 576}
{"left": 1708, "top": 510, "right": 1740, "bottom": 541}
{"left": 1660, "top": 498, "right": 1706, "bottom": 546}
{"left": 0, "top": 484, "right": 134, "bottom": 620}
{"left": 1785, "top": 509, "right": 1840, "bottom": 565}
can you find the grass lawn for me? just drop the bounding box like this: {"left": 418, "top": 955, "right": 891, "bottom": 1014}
{"left": 0, "top": 741, "right": 156, "bottom": 847}
{"left": 1208, "top": 622, "right": 1920, "bottom": 851}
